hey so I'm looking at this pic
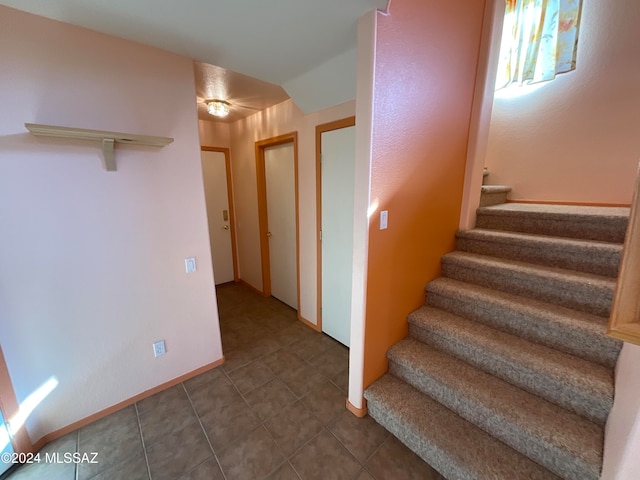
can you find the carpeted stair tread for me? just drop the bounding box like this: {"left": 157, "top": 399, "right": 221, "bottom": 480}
{"left": 441, "top": 251, "right": 616, "bottom": 317}
{"left": 364, "top": 374, "right": 560, "bottom": 480}
{"left": 407, "top": 305, "right": 613, "bottom": 424}
{"left": 426, "top": 277, "right": 621, "bottom": 368}
{"left": 479, "top": 202, "right": 630, "bottom": 218}
{"left": 387, "top": 339, "right": 603, "bottom": 480}
{"left": 456, "top": 228, "right": 621, "bottom": 277}
{"left": 481, "top": 185, "right": 511, "bottom": 193}
{"left": 476, "top": 203, "right": 629, "bottom": 242}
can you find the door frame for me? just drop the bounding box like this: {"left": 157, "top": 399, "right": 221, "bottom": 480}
{"left": 0, "top": 346, "right": 32, "bottom": 456}
{"left": 315, "top": 116, "right": 356, "bottom": 331}
{"left": 201, "top": 146, "right": 239, "bottom": 282}
{"left": 255, "top": 132, "right": 300, "bottom": 309}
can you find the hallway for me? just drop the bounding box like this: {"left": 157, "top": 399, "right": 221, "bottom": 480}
{"left": 3, "top": 283, "right": 440, "bottom": 480}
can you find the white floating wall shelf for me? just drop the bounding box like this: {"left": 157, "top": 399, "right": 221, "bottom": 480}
{"left": 25, "top": 123, "right": 174, "bottom": 172}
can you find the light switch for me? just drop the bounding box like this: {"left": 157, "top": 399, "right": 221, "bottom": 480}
{"left": 185, "top": 257, "right": 197, "bottom": 273}
{"left": 380, "top": 210, "right": 388, "bottom": 230}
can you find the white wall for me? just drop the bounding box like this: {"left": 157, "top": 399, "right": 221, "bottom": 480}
{"left": 282, "top": 48, "right": 358, "bottom": 115}
{"left": 348, "top": 8, "right": 377, "bottom": 412}
{"left": 228, "top": 99, "right": 355, "bottom": 324}
{"left": 485, "top": 0, "right": 640, "bottom": 204}
{"left": 0, "top": 6, "right": 222, "bottom": 442}
{"left": 459, "top": 0, "right": 504, "bottom": 229}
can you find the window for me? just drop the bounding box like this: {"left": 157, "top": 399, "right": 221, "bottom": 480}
{"left": 495, "top": 0, "right": 583, "bottom": 90}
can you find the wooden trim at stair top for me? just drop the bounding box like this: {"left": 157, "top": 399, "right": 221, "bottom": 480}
{"left": 608, "top": 323, "right": 640, "bottom": 345}
{"left": 31, "top": 357, "right": 225, "bottom": 452}
{"left": 608, "top": 163, "right": 640, "bottom": 346}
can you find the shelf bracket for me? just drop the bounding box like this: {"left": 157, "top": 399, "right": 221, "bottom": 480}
{"left": 102, "top": 138, "right": 116, "bottom": 172}
{"left": 24, "top": 123, "right": 174, "bottom": 172}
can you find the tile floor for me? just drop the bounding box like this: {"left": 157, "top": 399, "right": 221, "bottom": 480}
{"left": 3, "top": 283, "right": 443, "bottom": 480}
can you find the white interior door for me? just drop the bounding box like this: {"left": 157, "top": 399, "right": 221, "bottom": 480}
{"left": 201, "top": 151, "right": 235, "bottom": 285}
{"left": 321, "top": 126, "right": 356, "bottom": 346}
{"left": 264, "top": 143, "right": 298, "bottom": 309}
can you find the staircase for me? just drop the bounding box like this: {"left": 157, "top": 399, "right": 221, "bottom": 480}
{"left": 364, "top": 192, "right": 629, "bottom": 479}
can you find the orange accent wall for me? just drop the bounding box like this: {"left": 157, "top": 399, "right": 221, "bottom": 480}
{"left": 363, "top": 0, "right": 488, "bottom": 387}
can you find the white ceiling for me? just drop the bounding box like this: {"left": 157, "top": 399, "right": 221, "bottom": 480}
{"left": 1, "top": 0, "right": 388, "bottom": 116}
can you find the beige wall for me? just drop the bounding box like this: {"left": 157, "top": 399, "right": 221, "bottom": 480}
{"left": 228, "top": 99, "right": 355, "bottom": 324}
{"left": 199, "top": 120, "right": 231, "bottom": 148}
{"left": 0, "top": 6, "right": 222, "bottom": 442}
{"left": 485, "top": 0, "right": 640, "bottom": 204}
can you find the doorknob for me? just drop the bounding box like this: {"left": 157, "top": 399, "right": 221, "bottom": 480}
{"left": 267, "top": 231, "right": 272, "bottom": 238}
{"left": 222, "top": 225, "right": 230, "bottom": 230}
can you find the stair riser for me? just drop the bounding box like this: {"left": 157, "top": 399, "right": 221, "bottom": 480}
{"left": 480, "top": 191, "right": 508, "bottom": 207}
{"left": 425, "top": 288, "right": 620, "bottom": 368}
{"left": 408, "top": 322, "right": 611, "bottom": 425}
{"left": 475, "top": 213, "right": 627, "bottom": 243}
{"left": 441, "top": 260, "right": 614, "bottom": 317}
{"left": 456, "top": 236, "right": 621, "bottom": 278}
{"left": 389, "top": 361, "right": 600, "bottom": 480}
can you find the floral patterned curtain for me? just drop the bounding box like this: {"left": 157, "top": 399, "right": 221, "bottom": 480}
{"left": 495, "top": 0, "right": 583, "bottom": 90}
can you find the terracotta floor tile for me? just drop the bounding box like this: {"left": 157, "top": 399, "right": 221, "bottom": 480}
{"left": 145, "top": 423, "right": 212, "bottom": 480}
{"left": 217, "top": 425, "right": 284, "bottom": 480}
{"left": 199, "top": 401, "right": 260, "bottom": 452}
{"left": 177, "top": 457, "right": 224, "bottom": 480}
{"left": 365, "top": 435, "right": 443, "bottom": 480}
{"left": 264, "top": 401, "right": 324, "bottom": 457}
{"left": 329, "top": 411, "right": 389, "bottom": 463}
{"left": 183, "top": 366, "right": 226, "bottom": 393}
{"left": 289, "top": 429, "right": 360, "bottom": 480}
{"left": 77, "top": 410, "right": 143, "bottom": 480}
{"left": 89, "top": 453, "right": 149, "bottom": 480}
{"left": 267, "top": 462, "right": 301, "bottom": 480}
{"left": 228, "top": 360, "right": 275, "bottom": 394}
{"left": 301, "top": 380, "right": 347, "bottom": 425}
{"left": 244, "top": 378, "right": 298, "bottom": 420}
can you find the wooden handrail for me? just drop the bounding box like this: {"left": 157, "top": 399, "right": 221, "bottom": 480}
{"left": 608, "top": 163, "right": 640, "bottom": 345}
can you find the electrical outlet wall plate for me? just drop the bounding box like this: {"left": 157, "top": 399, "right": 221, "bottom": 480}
{"left": 185, "top": 257, "right": 197, "bottom": 273}
{"left": 153, "top": 340, "right": 166, "bottom": 357}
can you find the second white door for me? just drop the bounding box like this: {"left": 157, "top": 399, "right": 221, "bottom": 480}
{"left": 264, "top": 143, "right": 298, "bottom": 309}
{"left": 321, "top": 125, "right": 356, "bottom": 346}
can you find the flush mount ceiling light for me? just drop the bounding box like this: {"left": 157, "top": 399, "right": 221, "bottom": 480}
{"left": 206, "top": 100, "right": 230, "bottom": 117}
